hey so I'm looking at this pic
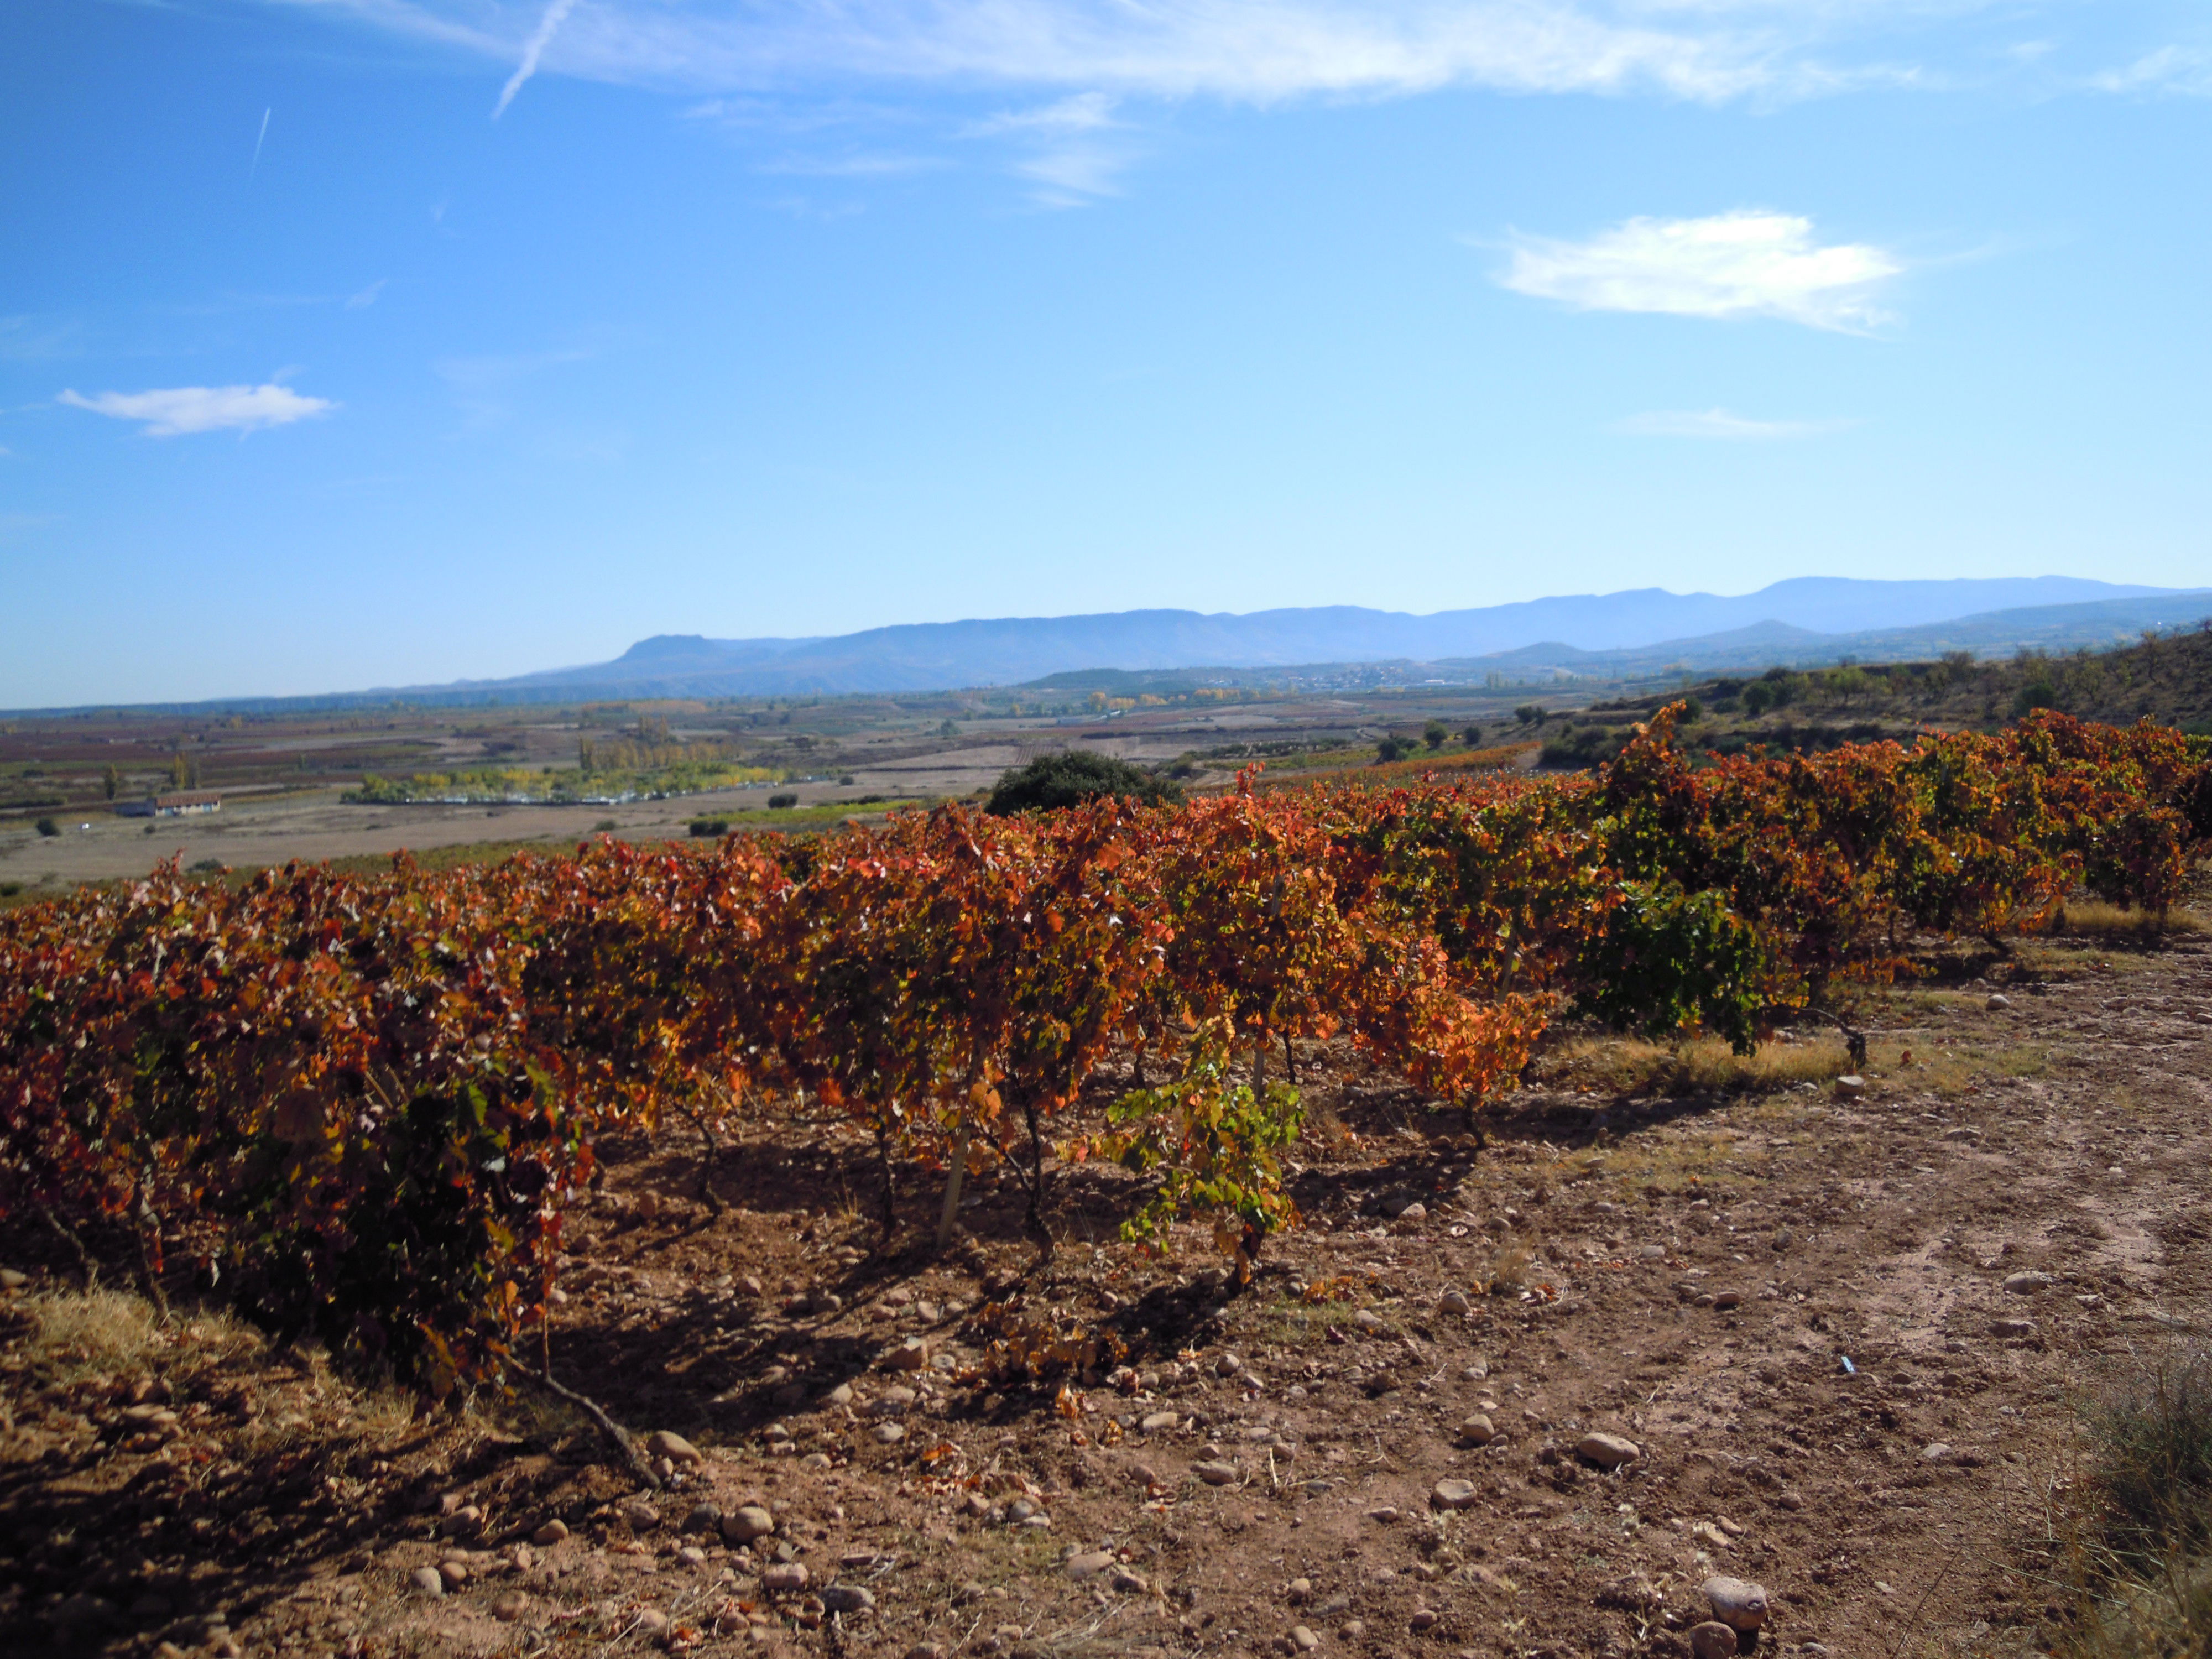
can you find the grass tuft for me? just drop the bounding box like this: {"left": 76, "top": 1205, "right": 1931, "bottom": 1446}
{"left": 2091, "top": 1344, "right": 2212, "bottom": 1564}
{"left": 2056, "top": 1344, "right": 2212, "bottom": 1659}
{"left": 20, "top": 1287, "right": 171, "bottom": 1377}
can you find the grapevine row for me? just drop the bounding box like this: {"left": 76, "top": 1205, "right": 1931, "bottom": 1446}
{"left": 2, "top": 709, "right": 2204, "bottom": 1403}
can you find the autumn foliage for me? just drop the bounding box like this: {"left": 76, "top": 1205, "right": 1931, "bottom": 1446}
{"left": 2, "top": 709, "right": 2204, "bottom": 1399}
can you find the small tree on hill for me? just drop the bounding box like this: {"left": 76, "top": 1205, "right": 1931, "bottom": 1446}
{"left": 1423, "top": 719, "right": 1449, "bottom": 751}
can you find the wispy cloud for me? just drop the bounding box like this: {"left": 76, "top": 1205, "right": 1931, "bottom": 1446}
{"left": 754, "top": 152, "right": 945, "bottom": 178}
{"left": 1016, "top": 143, "right": 1132, "bottom": 204}
{"left": 57, "top": 383, "right": 336, "bottom": 437}
{"left": 0, "top": 314, "right": 87, "bottom": 362}
{"left": 347, "top": 278, "right": 388, "bottom": 309}
{"left": 968, "top": 92, "right": 1133, "bottom": 204}
{"left": 2093, "top": 44, "right": 2212, "bottom": 96}
{"left": 494, "top": 0, "right": 580, "bottom": 117}
{"left": 262, "top": 0, "right": 1974, "bottom": 106}
{"left": 1498, "top": 211, "right": 1903, "bottom": 331}
{"left": 434, "top": 347, "right": 591, "bottom": 432}
{"left": 1615, "top": 407, "right": 1854, "bottom": 439}
{"left": 968, "top": 91, "right": 1119, "bottom": 137}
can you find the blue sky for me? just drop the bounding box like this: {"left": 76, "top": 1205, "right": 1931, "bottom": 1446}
{"left": 3, "top": 1, "right": 2209, "bottom": 706}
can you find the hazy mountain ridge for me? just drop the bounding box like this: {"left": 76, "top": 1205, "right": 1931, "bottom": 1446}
{"left": 14, "top": 579, "right": 2212, "bottom": 714}
{"left": 460, "top": 578, "right": 2208, "bottom": 701}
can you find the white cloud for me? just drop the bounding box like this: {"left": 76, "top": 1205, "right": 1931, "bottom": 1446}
{"left": 2093, "top": 45, "right": 2212, "bottom": 96}
{"left": 347, "top": 278, "right": 388, "bottom": 308}
{"left": 263, "top": 0, "right": 1952, "bottom": 106}
{"left": 966, "top": 93, "right": 1133, "bottom": 203}
{"left": 968, "top": 91, "right": 1120, "bottom": 137}
{"left": 1016, "top": 144, "right": 1133, "bottom": 203}
{"left": 57, "top": 383, "right": 337, "bottom": 437}
{"left": 1615, "top": 407, "right": 1852, "bottom": 439}
{"left": 1498, "top": 210, "right": 1902, "bottom": 330}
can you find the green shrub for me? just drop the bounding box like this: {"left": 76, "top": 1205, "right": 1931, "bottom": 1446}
{"left": 689, "top": 817, "right": 729, "bottom": 838}
{"left": 985, "top": 752, "right": 1180, "bottom": 815}
{"left": 768, "top": 792, "right": 799, "bottom": 809}
{"left": 34, "top": 816, "right": 59, "bottom": 838}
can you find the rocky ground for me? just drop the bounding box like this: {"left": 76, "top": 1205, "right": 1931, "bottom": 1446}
{"left": 4, "top": 925, "right": 2209, "bottom": 1659}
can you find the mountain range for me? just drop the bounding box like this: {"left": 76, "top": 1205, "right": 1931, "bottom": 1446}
{"left": 25, "top": 577, "right": 2212, "bottom": 713}
{"left": 451, "top": 577, "right": 2212, "bottom": 701}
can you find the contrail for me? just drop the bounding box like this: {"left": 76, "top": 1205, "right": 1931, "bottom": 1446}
{"left": 494, "top": 0, "right": 578, "bottom": 119}
{"left": 250, "top": 107, "right": 270, "bottom": 178}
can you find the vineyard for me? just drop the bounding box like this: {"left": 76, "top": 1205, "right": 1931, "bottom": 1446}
{"left": 6, "top": 707, "right": 2208, "bottom": 1424}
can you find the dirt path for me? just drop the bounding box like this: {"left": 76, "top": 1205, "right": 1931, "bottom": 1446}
{"left": 4, "top": 935, "right": 2208, "bottom": 1659}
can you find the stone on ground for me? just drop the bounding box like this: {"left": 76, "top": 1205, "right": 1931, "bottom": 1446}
{"left": 1576, "top": 1431, "right": 1640, "bottom": 1468}
{"left": 1702, "top": 1576, "right": 1770, "bottom": 1632}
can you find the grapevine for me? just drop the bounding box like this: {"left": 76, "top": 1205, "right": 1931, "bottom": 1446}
{"left": 2, "top": 707, "right": 2204, "bottom": 1410}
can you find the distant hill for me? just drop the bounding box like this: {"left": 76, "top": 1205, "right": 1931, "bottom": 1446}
{"left": 13, "top": 577, "right": 2211, "bottom": 715}
{"left": 1422, "top": 594, "right": 2212, "bottom": 680}
{"left": 422, "top": 577, "right": 2209, "bottom": 702}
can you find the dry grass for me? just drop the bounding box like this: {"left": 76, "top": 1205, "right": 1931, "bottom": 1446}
{"left": 2020, "top": 943, "right": 2174, "bottom": 980}
{"left": 1897, "top": 1036, "right": 2053, "bottom": 1099}
{"left": 1482, "top": 1237, "right": 1535, "bottom": 1293}
{"left": 2055, "top": 1344, "right": 2212, "bottom": 1659}
{"left": 1881, "top": 988, "right": 1994, "bottom": 1015}
{"left": 2090, "top": 1345, "right": 2212, "bottom": 1564}
{"left": 1538, "top": 1032, "right": 1856, "bottom": 1097}
{"left": 2053, "top": 903, "right": 2209, "bottom": 939}
{"left": 1538, "top": 1008, "right": 2054, "bottom": 1104}
{"left": 1580, "top": 1122, "right": 1835, "bottom": 1196}
{"left": 2073, "top": 1564, "right": 2212, "bottom": 1659}
{"left": 14, "top": 1284, "right": 428, "bottom": 1446}
{"left": 18, "top": 1287, "right": 262, "bottom": 1382}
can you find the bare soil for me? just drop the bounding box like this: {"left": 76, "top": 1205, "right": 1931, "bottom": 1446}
{"left": 5, "top": 931, "right": 2210, "bottom": 1659}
